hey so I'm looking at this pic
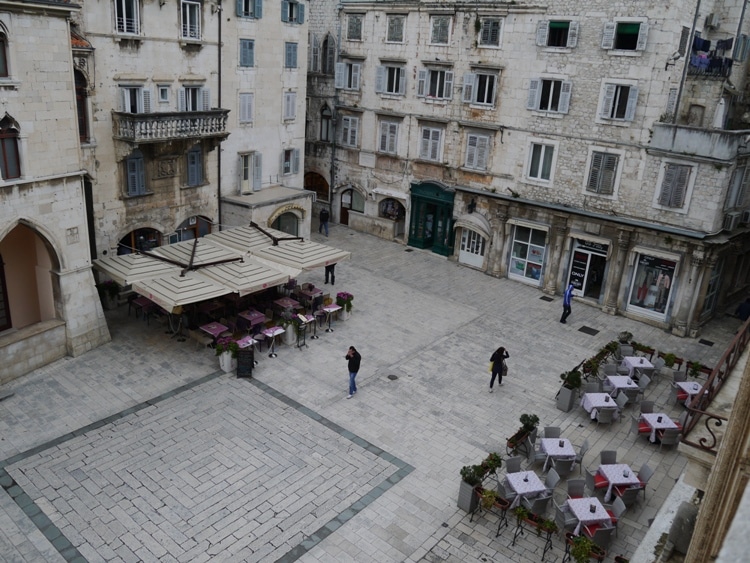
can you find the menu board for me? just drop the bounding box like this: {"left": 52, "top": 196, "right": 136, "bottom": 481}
{"left": 237, "top": 348, "right": 254, "bottom": 379}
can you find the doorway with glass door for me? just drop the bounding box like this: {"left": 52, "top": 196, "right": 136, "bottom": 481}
{"left": 566, "top": 239, "right": 609, "bottom": 301}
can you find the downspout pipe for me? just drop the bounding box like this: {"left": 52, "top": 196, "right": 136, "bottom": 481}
{"left": 329, "top": 0, "right": 343, "bottom": 219}
{"left": 217, "top": 0, "right": 223, "bottom": 230}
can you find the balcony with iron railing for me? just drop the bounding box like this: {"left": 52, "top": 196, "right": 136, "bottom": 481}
{"left": 112, "top": 110, "right": 230, "bottom": 144}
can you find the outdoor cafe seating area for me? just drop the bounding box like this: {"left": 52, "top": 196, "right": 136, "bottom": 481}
{"left": 463, "top": 337, "right": 711, "bottom": 562}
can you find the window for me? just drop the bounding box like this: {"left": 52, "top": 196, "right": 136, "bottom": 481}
{"left": 536, "top": 20, "right": 579, "bottom": 48}
{"left": 335, "top": 62, "right": 361, "bottom": 90}
{"left": 285, "top": 42, "right": 298, "bottom": 68}
{"left": 602, "top": 21, "right": 648, "bottom": 51}
{"left": 0, "top": 118, "right": 20, "bottom": 180}
{"left": 479, "top": 18, "right": 502, "bottom": 47}
{"left": 115, "top": 0, "right": 140, "bottom": 34}
{"left": 465, "top": 133, "right": 490, "bottom": 170}
{"left": 526, "top": 78, "right": 571, "bottom": 113}
{"left": 419, "top": 126, "right": 443, "bottom": 161}
{"left": 120, "top": 86, "right": 151, "bottom": 113}
{"left": 430, "top": 15, "right": 451, "bottom": 44}
{"left": 658, "top": 163, "right": 691, "bottom": 208}
{"left": 181, "top": 0, "right": 201, "bottom": 40}
{"left": 75, "top": 70, "right": 89, "bottom": 143}
{"left": 341, "top": 116, "right": 359, "bottom": 147}
{"left": 387, "top": 15, "right": 405, "bottom": 43}
{"left": 281, "top": 148, "right": 300, "bottom": 175}
{"left": 348, "top": 14, "right": 363, "bottom": 41}
{"left": 308, "top": 33, "right": 319, "bottom": 72}
{"left": 727, "top": 165, "right": 750, "bottom": 209}
{"left": 462, "top": 73, "right": 497, "bottom": 106}
{"left": 417, "top": 68, "right": 453, "bottom": 100}
{"left": 239, "top": 152, "right": 263, "bottom": 192}
{"left": 378, "top": 121, "right": 398, "bottom": 154}
{"left": 283, "top": 91, "right": 296, "bottom": 120}
{"left": 510, "top": 226, "right": 546, "bottom": 284}
{"left": 179, "top": 86, "right": 209, "bottom": 111}
{"left": 237, "top": 0, "right": 262, "bottom": 19}
{"left": 600, "top": 83, "right": 638, "bottom": 121}
{"left": 186, "top": 146, "right": 204, "bottom": 187}
{"left": 320, "top": 105, "right": 332, "bottom": 142}
{"left": 586, "top": 152, "right": 619, "bottom": 195}
{"left": 158, "top": 86, "right": 170, "bottom": 103}
{"left": 239, "top": 93, "right": 254, "bottom": 124}
{"left": 240, "top": 39, "right": 254, "bottom": 67}
{"left": 126, "top": 150, "right": 146, "bottom": 196}
{"left": 527, "top": 143, "right": 553, "bottom": 181}
{"left": 281, "top": 0, "right": 304, "bottom": 24}
{"left": 322, "top": 35, "right": 335, "bottom": 75}
{"left": 375, "top": 65, "right": 405, "bottom": 95}
{"left": 0, "top": 34, "right": 7, "bottom": 77}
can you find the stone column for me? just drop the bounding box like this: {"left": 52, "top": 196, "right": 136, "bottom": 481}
{"left": 542, "top": 216, "right": 569, "bottom": 295}
{"left": 602, "top": 229, "right": 632, "bottom": 314}
{"left": 688, "top": 253, "right": 716, "bottom": 337}
{"left": 488, "top": 205, "right": 509, "bottom": 277}
{"left": 672, "top": 248, "right": 703, "bottom": 337}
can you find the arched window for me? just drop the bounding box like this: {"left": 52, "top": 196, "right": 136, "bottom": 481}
{"left": 320, "top": 105, "right": 332, "bottom": 142}
{"left": 75, "top": 70, "right": 89, "bottom": 143}
{"left": 0, "top": 115, "right": 20, "bottom": 180}
{"left": 272, "top": 212, "right": 299, "bottom": 236}
{"left": 0, "top": 33, "right": 8, "bottom": 78}
{"left": 321, "top": 34, "right": 336, "bottom": 75}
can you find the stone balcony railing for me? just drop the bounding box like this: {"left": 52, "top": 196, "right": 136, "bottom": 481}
{"left": 649, "top": 123, "right": 750, "bottom": 162}
{"left": 112, "top": 109, "right": 230, "bottom": 144}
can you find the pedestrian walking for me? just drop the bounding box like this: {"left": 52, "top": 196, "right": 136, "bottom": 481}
{"left": 345, "top": 346, "right": 361, "bottom": 398}
{"left": 319, "top": 207, "right": 330, "bottom": 237}
{"left": 735, "top": 297, "right": 750, "bottom": 322}
{"left": 489, "top": 346, "right": 509, "bottom": 392}
{"left": 325, "top": 263, "right": 336, "bottom": 285}
{"left": 560, "top": 283, "right": 575, "bottom": 324}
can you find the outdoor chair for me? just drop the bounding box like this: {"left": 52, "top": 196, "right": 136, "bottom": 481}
{"left": 637, "top": 374, "right": 652, "bottom": 399}
{"left": 674, "top": 410, "right": 688, "bottom": 431}
{"left": 615, "top": 391, "right": 629, "bottom": 411}
{"left": 629, "top": 414, "right": 651, "bottom": 438}
{"left": 600, "top": 450, "right": 617, "bottom": 465}
{"left": 640, "top": 400, "right": 654, "bottom": 414}
{"left": 584, "top": 381, "right": 601, "bottom": 394}
{"left": 658, "top": 427, "right": 682, "bottom": 452}
{"left": 544, "top": 468, "right": 561, "bottom": 493}
{"left": 618, "top": 344, "right": 635, "bottom": 359}
{"left": 554, "top": 499, "right": 578, "bottom": 536}
{"left": 622, "top": 387, "right": 641, "bottom": 405}
{"left": 527, "top": 446, "right": 548, "bottom": 471}
{"left": 586, "top": 524, "right": 616, "bottom": 551}
{"left": 603, "top": 496, "right": 628, "bottom": 536}
{"left": 522, "top": 493, "right": 552, "bottom": 518}
{"left": 615, "top": 485, "right": 641, "bottom": 507}
{"left": 553, "top": 457, "right": 576, "bottom": 478}
{"left": 500, "top": 479, "right": 517, "bottom": 504}
{"left": 585, "top": 468, "right": 609, "bottom": 497}
{"left": 618, "top": 463, "right": 654, "bottom": 501}
{"left": 595, "top": 407, "right": 616, "bottom": 429}
{"left": 601, "top": 362, "right": 618, "bottom": 376}
{"left": 505, "top": 455, "right": 523, "bottom": 474}
{"left": 673, "top": 370, "right": 687, "bottom": 383}
{"left": 543, "top": 426, "right": 561, "bottom": 439}
{"left": 574, "top": 439, "right": 590, "bottom": 473}
{"left": 566, "top": 478, "right": 585, "bottom": 499}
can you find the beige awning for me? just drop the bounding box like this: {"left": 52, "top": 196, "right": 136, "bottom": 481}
{"left": 199, "top": 258, "right": 291, "bottom": 297}
{"left": 148, "top": 238, "right": 243, "bottom": 268}
{"left": 132, "top": 271, "right": 233, "bottom": 313}
{"left": 93, "top": 253, "right": 181, "bottom": 286}
{"left": 204, "top": 225, "right": 292, "bottom": 254}
{"left": 251, "top": 239, "right": 351, "bottom": 271}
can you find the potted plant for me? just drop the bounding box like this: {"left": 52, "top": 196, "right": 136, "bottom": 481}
{"left": 567, "top": 533, "right": 606, "bottom": 563}
{"left": 512, "top": 505, "right": 530, "bottom": 523}
{"left": 481, "top": 488, "right": 499, "bottom": 510}
{"left": 688, "top": 361, "right": 702, "bottom": 379}
{"left": 278, "top": 310, "right": 298, "bottom": 345}
{"left": 96, "top": 279, "right": 120, "bottom": 309}
{"left": 538, "top": 517, "right": 558, "bottom": 537}
{"left": 617, "top": 331, "right": 633, "bottom": 344}
{"left": 508, "top": 414, "right": 539, "bottom": 453}
{"left": 215, "top": 336, "right": 239, "bottom": 373}
{"left": 336, "top": 291, "right": 354, "bottom": 319}
{"left": 557, "top": 369, "right": 582, "bottom": 412}
{"left": 457, "top": 452, "right": 503, "bottom": 513}
{"left": 582, "top": 358, "right": 600, "bottom": 377}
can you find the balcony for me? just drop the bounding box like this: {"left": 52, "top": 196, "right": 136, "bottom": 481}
{"left": 649, "top": 123, "right": 750, "bottom": 162}
{"left": 112, "top": 110, "right": 230, "bottom": 144}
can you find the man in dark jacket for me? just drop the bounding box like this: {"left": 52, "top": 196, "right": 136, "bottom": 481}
{"left": 345, "top": 346, "right": 361, "bottom": 398}
{"left": 319, "top": 207, "right": 330, "bottom": 237}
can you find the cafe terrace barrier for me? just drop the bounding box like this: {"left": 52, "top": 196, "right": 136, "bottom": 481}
{"left": 680, "top": 317, "right": 750, "bottom": 455}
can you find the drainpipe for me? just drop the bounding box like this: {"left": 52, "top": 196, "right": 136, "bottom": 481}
{"left": 329, "top": 0, "right": 343, "bottom": 220}
{"left": 673, "top": 0, "right": 702, "bottom": 124}
{"left": 217, "top": 0, "right": 223, "bottom": 230}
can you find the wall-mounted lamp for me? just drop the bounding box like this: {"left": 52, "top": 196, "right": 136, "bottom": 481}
{"left": 468, "top": 198, "right": 476, "bottom": 214}
{"left": 665, "top": 51, "right": 681, "bottom": 70}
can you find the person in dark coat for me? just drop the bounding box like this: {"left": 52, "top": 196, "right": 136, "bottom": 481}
{"left": 560, "top": 283, "right": 575, "bottom": 324}
{"left": 345, "top": 346, "right": 361, "bottom": 398}
{"left": 319, "top": 207, "right": 330, "bottom": 237}
{"left": 489, "top": 346, "right": 509, "bottom": 392}
{"left": 325, "top": 263, "right": 335, "bottom": 285}
{"left": 735, "top": 298, "right": 750, "bottom": 322}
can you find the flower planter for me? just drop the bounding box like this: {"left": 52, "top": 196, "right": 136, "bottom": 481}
{"left": 457, "top": 480, "right": 479, "bottom": 513}
{"left": 556, "top": 385, "right": 577, "bottom": 412}
{"left": 340, "top": 308, "right": 351, "bottom": 321}
{"left": 283, "top": 325, "right": 296, "bottom": 346}
{"left": 219, "top": 351, "right": 237, "bottom": 373}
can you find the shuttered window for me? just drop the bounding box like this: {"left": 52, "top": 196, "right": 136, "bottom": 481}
{"left": 658, "top": 163, "right": 691, "bottom": 208}
{"left": 586, "top": 152, "right": 619, "bottom": 195}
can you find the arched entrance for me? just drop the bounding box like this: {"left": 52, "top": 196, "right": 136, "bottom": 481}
{"left": 175, "top": 215, "right": 212, "bottom": 241}
{"left": 118, "top": 228, "right": 162, "bottom": 254}
{"left": 339, "top": 186, "right": 365, "bottom": 226}
{"left": 305, "top": 172, "right": 329, "bottom": 202}
{"left": 271, "top": 212, "right": 299, "bottom": 235}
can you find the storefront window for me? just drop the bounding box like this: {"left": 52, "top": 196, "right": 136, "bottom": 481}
{"left": 567, "top": 240, "right": 608, "bottom": 300}
{"left": 509, "top": 225, "right": 546, "bottom": 285}
{"left": 379, "top": 198, "right": 405, "bottom": 220}
{"left": 628, "top": 254, "right": 677, "bottom": 315}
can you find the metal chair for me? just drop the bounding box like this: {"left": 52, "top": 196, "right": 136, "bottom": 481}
{"left": 615, "top": 485, "right": 641, "bottom": 507}
{"left": 522, "top": 493, "right": 552, "bottom": 518}
{"left": 637, "top": 374, "right": 652, "bottom": 399}
{"left": 595, "top": 407, "right": 616, "bottom": 429}
{"left": 629, "top": 414, "right": 651, "bottom": 438}
{"left": 584, "top": 381, "right": 601, "bottom": 393}
{"left": 499, "top": 479, "right": 517, "bottom": 504}
{"left": 639, "top": 400, "right": 654, "bottom": 414}
{"left": 553, "top": 457, "right": 576, "bottom": 479}
{"left": 505, "top": 455, "right": 523, "bottom": 474}
{"left": 601, "top": 362, "right": 618, "bottom": 376}
{"left": 622, "top": 387, "right": 641, "bottom": 405}
{"left": 566, "top": 478, "right": 585, "bottom": 499}
{"left": 673, "top": 370, "right": 687, "bottom": 383}
{"left": 543, "top": 426, "right": 561, "bottom": 439}
{"left": 574, "top": 439, "right": 590, "bottom": 474}
{"left": 635, "top": 463, "right": 655, "bottom": 500}
{"left": 615, "top": 392, "right": 629, "bottom": 411}
{"left": 527, "top": 446, "right": 548, "bottom": 471}
{"left": 544, "top": 468, "right": 561, "bottom": 492}
{"left": 554, "top": 499, "right": 578, "bottom": 536}
{"left": 603, "top": 496, "right": 627, "bottom": 536}
{"left": 617, "top": 344, "right": 634, "bottom": 359}
{"left": 586, "top": 524, "right": 616, "bottom": 551}
{"left": 600, "top": 450, "right": 617, "bottom": 465}
{"left": 658, "top": 427, "right": 682, "bottom": 452}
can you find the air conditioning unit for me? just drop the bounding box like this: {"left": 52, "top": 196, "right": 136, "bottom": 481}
{"left": 705, "top": 13, "right": 719, "bottom": 29}
{"left": 742, "top": 210, "right": 750, "bottom": 224}
{"left": 724, "top": 211, "right": 742, "bottom": 231}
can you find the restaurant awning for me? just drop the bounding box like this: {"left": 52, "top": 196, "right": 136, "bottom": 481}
{"left": 92, "top": 253, "right": 181, "bottom": 286}
{"left": 251, "top": 239, "right": 351, "bottom": 271}
{"left": 148, "top": 238, "right": 243, "bottom": 269}
{"left": 132, "top": 271, "right": 232, "bottom": 313}
{"left": 203, "top": 225, "right": 286, "bottom": 254}
{"left": 198, "top": 258, "right": 291, "bottom": 297}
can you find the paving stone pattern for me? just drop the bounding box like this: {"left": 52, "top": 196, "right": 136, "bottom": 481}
{"left": 0, "top": 225, "right": 738, "bottom": 562}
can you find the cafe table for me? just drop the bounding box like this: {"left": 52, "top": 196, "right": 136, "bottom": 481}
{"left": 641, "top": 413, "right": 678, "bottom": 443}
{"left": 566, "top": 497, "right": 612, "bottom": 535}
{"left": 199, "top": 321, "right": 228, "bottom": 343}
{"left": 580, "top": 393, "right": 619, "bottom": 421}
{"left": 606, "top": 375, "right": 639, "bottom": 396}
{"left": 263, "top": 326, "right": 285, "bottom": 358}
{"left": 238, "top": 309, "right": 266, "bottom": 327}
{"left": 298, "top": 286, "right": 323, "bottom": 300}
{"left": 539, "top": 438, "right": 576, "bottom": 472}
{"left": 274, "top": 296, "right": 300, "bottom": 310}
{"left": 131, "top": 296, "right": 157, "bottom": 322}
{"left": 675, "top": 381, "right": 707, "bottom": 406}
{"left": 620, "top": 356, "right": 653, "bottom": 377}
{"left": 322, "top": 303, "right": 342, "bottom": 333}
{"left": 597, "top": 464, "right": 641, "bottom": 502}
{"left": 505, "top": 471, "right": 547, "bottom": 508}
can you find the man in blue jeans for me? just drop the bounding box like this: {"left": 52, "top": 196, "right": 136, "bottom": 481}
{"left": 319, "top": 207, "right": 330, "bottom": 237}
{"left": 560, "top": 284, "right": 575, "bottom": 324}
{"left": 345, "top": 345, "right": 361, "bottom": 399}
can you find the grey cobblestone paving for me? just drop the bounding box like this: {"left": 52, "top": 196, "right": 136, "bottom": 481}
{"left": 0, "top": 225, "right": 737, "bottom": 562}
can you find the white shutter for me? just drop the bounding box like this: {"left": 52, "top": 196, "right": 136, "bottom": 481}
{"left": 351, "top": 118, "right": 359, "bottom": 146}
{"left": 239, "top": 93, "right": 253, "bottom": 123}
{"left": 462, "top": 73, "right": 475, "bottom": 103}
{"left": 379, "top": 121, "right": 388, "bottom": 151}
{"left": 120, "top": 88, "right": 128, "bottom": 112}
{"left": 420, "top": 128, "right": 430, "bottom": 158}
{"left": 397, "top": 67, "right": 406, "bottom": 95}
{"left": 624, "top": 86, "right": 638, "bottom": 121}
{"left": 142, "top": 88, "right": 152, "bottom": 113}
{"left": 536, "top": 20, "right": 548, "bottom": 46}
{"left": 601, "top": 22, "right": 616, "bottom": 49}
{"left": 600, "top": 83, "right": 616, "bottom": 118}
{"left": 201, "top": 88, "right": 210, "bottom": 111}
{"left": 587, "top": 152, "right": 604, "bottom": 192}
{"left": 476, "top": 135, "right": 489, "bottom": 170}
{"left": 417, "top": 69, "right": 427, "bottom": 97}
{"left": 636, "top": 23, "right": 649, "bottom": 51}
{"left": 351, "top": 64, "right": 361, "bottom": 90}
{"left": 178, "top": 89, "right": 187, "bottom": 112}
{"left": 558, "top": 81, "right": 572, "bottom": 114}
{"left": 659, "top": 164, "right": 677, "bottom": 206}
{"left": 387, "top": 123, "right": 397, "bottom": 153}
{"left": 375, "top": 66, "right": 385, "bottom": 93}
{"left": 466, "top": 134, "right": 477, "bottom": 167}
{"left": 567, "top": 21, "right": 579, "bottom": 48}
{"left": 335, "top": 63, "right": 346, "bottom": 89}
{"left": 444, "top": 71, "right": 454, "bottom": 99}
{"left": 430, "top": 129, "right": 441, "bottom": 160}
{"left": 253, "top": 152, "right": 262, "bottom": 189}
{"left": 292, "top": 148, "right": 300, "bottom": 174}
{"left": 527, "top": 78, "right": 541, "bottom": 110}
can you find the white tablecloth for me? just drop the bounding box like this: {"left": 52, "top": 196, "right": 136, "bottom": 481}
{"left": 598, "top": 464, "right": 641, "bottom": 502}
{"left": 620, "top": 356, "right": 653, "bottom": 377}
{"left": 580, "top": 393, "right": 619, "bottom": 420}
{"left": 566, "top": 497, "right": 612, "bottom": 535}
{"left": 606, "top": 375, "right": 639, "bottom": 396}
{"left": 539, "top": 438, "right": 576, "bottom": 471}
{"left": 505, "top": 471, "right": 546, "bottom": 508}
{"left": 675, "top": 381, "right": 706, "bottom": 406}
{"left": 641, "top": 413, "right": 678, "bottom": 443}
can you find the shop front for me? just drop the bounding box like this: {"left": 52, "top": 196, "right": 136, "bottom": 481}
{"left": 627, "top": 249, "right": 679, "bottom": 320}
{"left": 408, "top": 182, "right": 455, "bottom": 256}
{"left": 508, "top": 222, "right": 548, "bottom": 286}
{"left": 566, "top": 238, "right": 610, "bottom": 302}
{"left": 454, "top": 212, "right": 491, "bottom": 269}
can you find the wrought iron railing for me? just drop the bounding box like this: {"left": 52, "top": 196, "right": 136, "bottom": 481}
{"left": 112, "top": 110, "right": 229, "bottom": 143}
{"left": 681, "top": 317, "right": 750, "bottom": 455}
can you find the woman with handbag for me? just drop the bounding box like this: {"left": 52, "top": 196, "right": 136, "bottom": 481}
{"left": 489, "top": 346, "right": 509, "bottom": 392}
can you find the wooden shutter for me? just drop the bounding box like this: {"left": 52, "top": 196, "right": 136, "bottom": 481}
{"left": 292, "top": 148, "right": 300, "bottom": 174}
{"left": 141, "top": 88, "right": 152, "bottom": 113}
{"left": 462, "top": 73, "right": 475, "bottom": 103}
{"left": 536, "top": 20, "right": 548, "bottom": 46}
{"left": 567, "top": 21, "right": 579, "bottom": 47}
{"left": 236, "top": 0, "right": 244, "bottom": 17}
{"left": 310, "top": 34, "right": 319, "bottom": 72}
{"left": 444, "top": 71, "right": 454, "bottom": 99}
{"left": 335, "top": 63, "right": 346, "bottom": 89}
{"left": 601, "top": 22, "right": 616, "bottom": 49}
{"left": 239, "top": 93, "right": 253, "bottom": 123}
{"left": 351, "top": 63, "right": 361, "bottom": 90}
{"left": 379, "top": 121, "right": 388, "bottom": 151}
{"left": 252, "top": 152, "right": 262, "bottom": 189}
{"left": 527, "top": 78, "right": 541, "bottom": 110}
{"left": 624, "top": 86, "right": 638, "bottom": 121}
{"left": 636, "top": 23, "right": 648, "bottom": 51}
{"left": 240, "top": 39, "right": 254, "bottom": 67}
{"left": 476, "top": 135, "right": 489, "bottom": 169}
{"left": 417, "top": 69, "right": 427, "bottom": 97}
{"left": 375, "top": 66, "right": 385, "bottom": 93}
{"left": 420, "top": 128, "right": 430, "bottom": 158}
{"left": 429, "top": 129, "right": 441, "bottom": 160}
{"left": 599, "top": 154, "right": 618, "bottom": 195}
{"left": 201, "top": 88, "right": 210, "bottom": 111}
{"left": 297, "top": 3, "right": 304, "bottom": 23}
{"left": 600, "top": 83, "right": 616, "bottom": 118}
{"left": 281, "top": 0, "right": 289, "bottom": 22}
{"left": 587, "top": 152, "right": 604, "bottom": 192}
{"left": 466, "top": 134, "right": 477, "bottom": 167}
{"left": 255, "top": 0, "right": 262, "bottom": 18}
{"left": 558, "top": 81, "right": 572, "bottom": 114}
{"left": 397, "top": 68, "right": 405, "bottom": 94}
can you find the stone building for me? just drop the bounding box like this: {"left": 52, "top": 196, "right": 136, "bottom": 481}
{"left": 305, "top": 0, "right": 750, "bottom": 336}
{"left": 0, "top": 0, "right": 110, "bottom": 383}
